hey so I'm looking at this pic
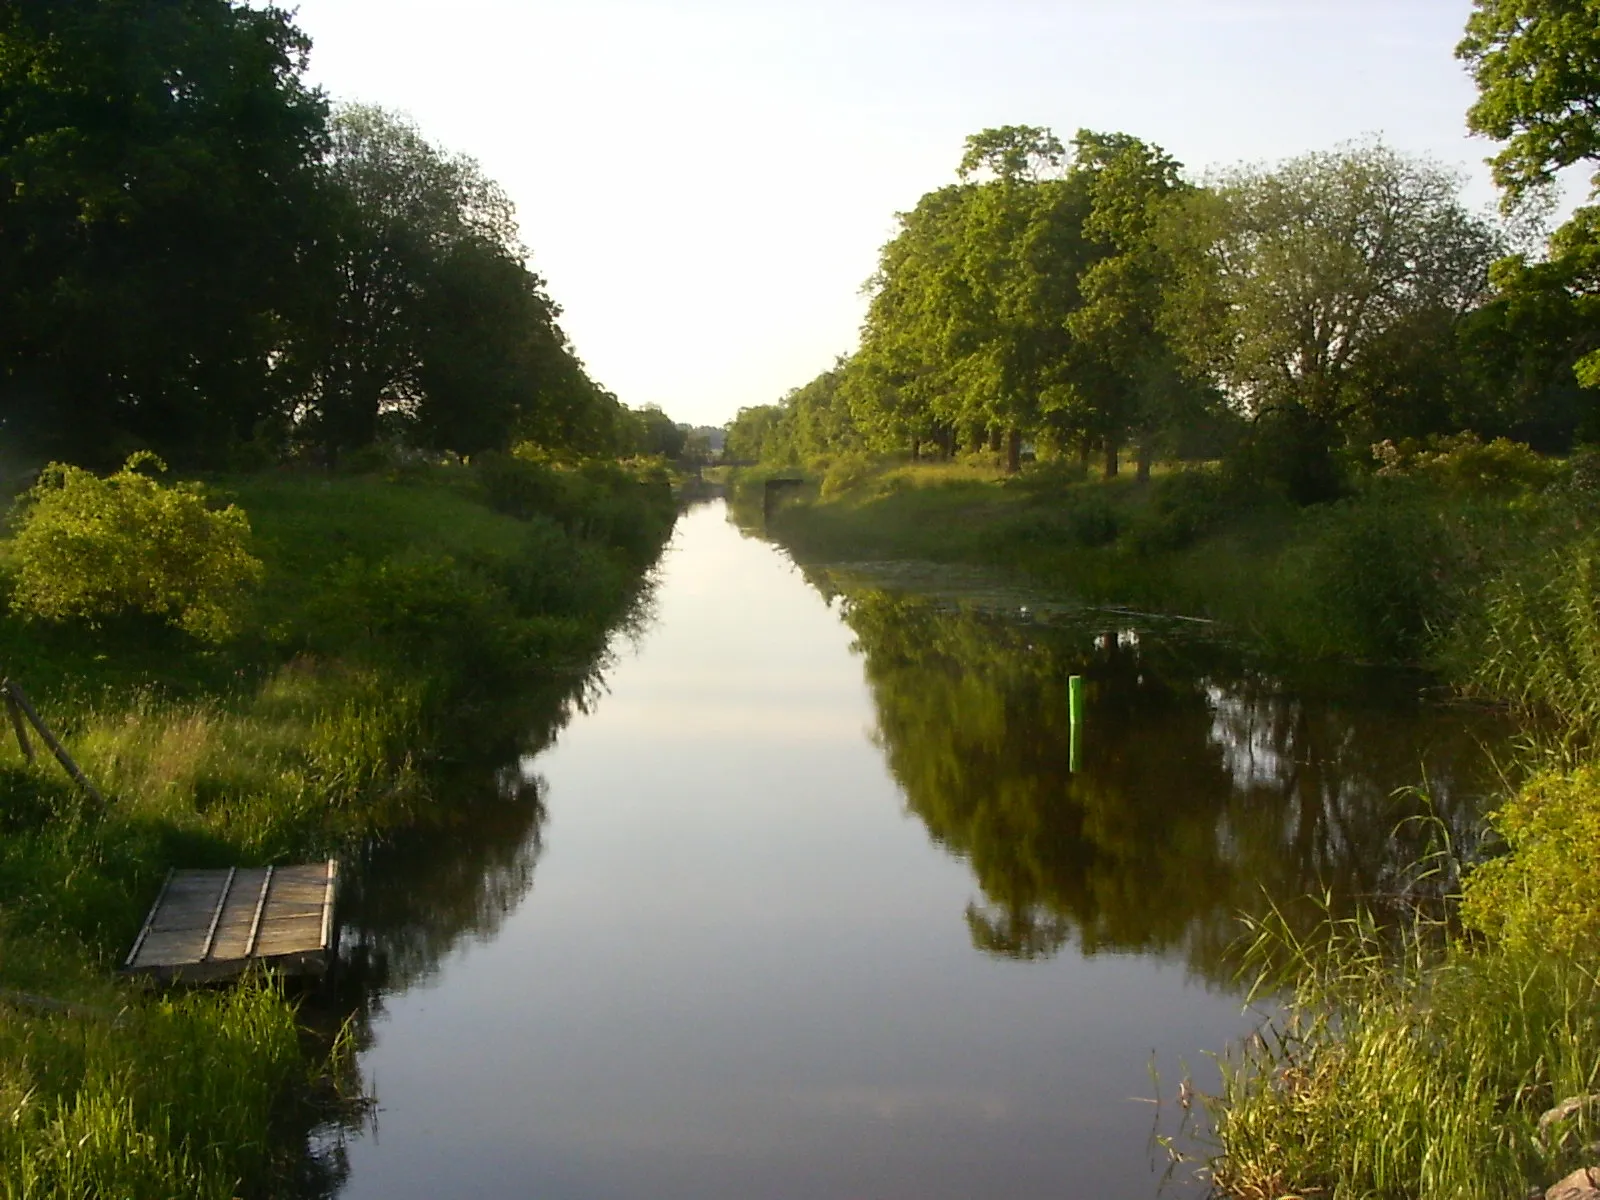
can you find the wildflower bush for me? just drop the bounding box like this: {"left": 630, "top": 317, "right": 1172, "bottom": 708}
{"left": 8, "top": 453, "right": 263, "bottom": 641}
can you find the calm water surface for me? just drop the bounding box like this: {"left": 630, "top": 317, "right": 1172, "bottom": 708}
{"left": 331, "top": 500, "right": 1510, "bottom": 1199}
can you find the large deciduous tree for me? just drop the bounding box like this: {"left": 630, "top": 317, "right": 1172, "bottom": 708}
{"left": 1459, "top": 0, "right": 1600, "bottom": 200}
{"left": 1460, "top": 0, "right": 1600, "bottom": 396}
{"left": 1062, "top": 132, "right": 1207, "bottom": 479}
{"left": 0, "top": 0, "right": 328, "bottom": 466}
{"left": 1162, "top": 142, "right": 1502, "bottom": 433}
{"left": 304, "top": 105, "right": 521, "bottom": 456}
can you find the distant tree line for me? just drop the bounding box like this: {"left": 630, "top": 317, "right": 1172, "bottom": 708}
{"left": 0, "top": 0, "right": 669, "bottom": 469}
{"left": 728, "top": 0, "right": 1599, "bottom": 502}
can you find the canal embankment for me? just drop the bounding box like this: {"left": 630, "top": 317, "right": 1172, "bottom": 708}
{"left": 0, "top": 454, "right": 675, "bottom": 1197}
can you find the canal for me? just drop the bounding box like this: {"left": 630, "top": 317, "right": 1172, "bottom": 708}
{"left": 331, "top": 498, "right": 1510, "bottom": 1199}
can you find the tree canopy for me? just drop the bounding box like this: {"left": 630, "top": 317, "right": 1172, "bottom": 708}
{"left": 738, "top": 110, "right": 1589, "bottom": 495}
{"left": 0, "top": 1, "right": 653, "bottom": 470}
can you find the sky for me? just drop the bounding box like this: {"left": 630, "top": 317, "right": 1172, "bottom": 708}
{"left": 288, "top": 0, "right": 1556, "bottom": 429}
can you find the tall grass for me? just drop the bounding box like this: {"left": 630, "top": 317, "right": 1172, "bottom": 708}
{"left": 1211, "top": 905, "right": 1600, "bottom": 1200}
{"left": 1465, "top": 538, "right": 1600, "bottom": 747}
{"left": 0, "top": 981, "right": 315, "bottom": 1200}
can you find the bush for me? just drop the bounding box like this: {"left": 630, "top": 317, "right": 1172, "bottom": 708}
{"left": 1275, "top": 487, "right": 1459, "bottom": 661}
{"left": 7, "top": 454, "right": 263, "bottom": 642}
{"left": 1064, "top": 491, "right": 1119, "bottom": 547}
{"left": 1372, "top": 433, "right": 1560, "bottom": 496}
{"left": 820, "top": 453, "right": 876, "bottom": 500}
{"left": 1461, "top": 767, "right": 1600, "bottom": 958}
{"left": 475, "top": 450, "right": 574, "bottom": 522}
{"left": 1226, "top": 408, "right": 1346, "bottom": 505}
{"left": 1128, "top": 468, "right": 1251, "bottom": 552}
{"left": 475, "top": 450, "right": 672, "bottom": 561}
{"left": 307, "top": 551, "right": 525, "bottom": 677}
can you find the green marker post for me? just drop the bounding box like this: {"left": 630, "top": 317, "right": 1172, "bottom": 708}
{"left": 1068, "top": 675, "right": 1084, "bottom": 773}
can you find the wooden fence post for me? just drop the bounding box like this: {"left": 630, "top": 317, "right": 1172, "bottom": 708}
{"left": 1, "top": 679, "right": 104, "bottom": 809}
{"left": 4, "top": 687, "right": 33, "bottom": 763}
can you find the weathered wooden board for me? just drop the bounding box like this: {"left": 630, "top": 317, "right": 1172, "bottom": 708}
{"left": 123, "top": 860, "right": 338, "bottom": 983}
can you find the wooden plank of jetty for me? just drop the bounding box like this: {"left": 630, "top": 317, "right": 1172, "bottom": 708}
{"left": 122, "top": 860, "right": 338, "bottom": 983}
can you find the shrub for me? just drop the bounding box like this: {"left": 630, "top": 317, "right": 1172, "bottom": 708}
{"left": 475, "top": 450, "right": 574, "bottom": 522}
{"left": 1276, "top": 487, "right": 1459, "bottom": 661}
{"left": 1372, "top": 433, "right": 1560, "bottom": 496}
{"left": 1225, "top": 408, "right": 1346, "bottom": 505}
{"left": 308, "top": 551, "right": 525, "bottom": 677}
{"left": 1064, "top": 492, "right": 1119, "bottom": 547}
{"left": 1129, "top": 468, "right": 1248, "bottom": 552}
{"left": 7, "top": 454, "right": 263, "bottom": 642}
{"left": 1461, "top": 767, "right": 1600, "bottom": 957}
{"left": 820, "top": 453, "right": 876, "bottom": 499}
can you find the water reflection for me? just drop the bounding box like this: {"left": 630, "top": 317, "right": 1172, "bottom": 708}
{"left": 836, "top": 588, "right": 1510, "bottom": 980}
{"left": 335, "top": 628, "right": 634, "bottom": 1002}
{"left": 307, "top": 644, "right": 632, "bottom": 1190}
{"left": 326, "top": 504, "right": 1515, "bottom": 1200}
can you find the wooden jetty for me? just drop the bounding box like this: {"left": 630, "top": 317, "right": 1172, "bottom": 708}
{"left": 122, "top": 861, "right": 339, "bottom": 983}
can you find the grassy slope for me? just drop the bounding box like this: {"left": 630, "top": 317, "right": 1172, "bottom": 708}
{"left": 738, "top": 458, "right": 1319, "bottom": 650}
{"left": 0, "top": 464, "right": 673, "bottom": 1199}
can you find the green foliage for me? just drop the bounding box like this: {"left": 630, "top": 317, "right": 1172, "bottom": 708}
{"left": 820, "top": 454, "right": 877, "bottom": 500}
{"left": 0, "top": 978, "right": 313, "bottom": 1200}
{"left": 627, "top": 405, "right": 688, "bottom": 459}
{"left": 1462, "top": 767, "right": 1600, "bottom": 956}
{"left": 0, "top": 466, "right": 673, "bottom": 1193}
{"left": 1372, "top": 432, "right": 1563, "bottom": 494}
{"left": 1460, "top": 1, "right": 1600, "bottom": 406}
{"left": 1224, "top": 407, "right": 1347, "bottom": 504}
{"left": 476, "top": 449, "right": 673, "bottom": 560}
{"left": 8, "top": 454, "right": 263, "bottom": 641}
{"left": 1122, "top": 466, "right": 1256, "bottom": 552}
{"left": 1459, "top": 0, "right": 1600, "bottom": 202}
{"left": 1273, "top": 484, "right": 1463, "bottom": 661}
{"left": 1163, "top": 141, "right": 1502, "bottom": 434}
{"left": 302, "top": 105, "right": 629, "bottom": 460}
{"left": 1466, "top": 535, "right": 1600, "bottom": 742}
{"left": 1211, "top": 910, "right": 1600, "bottom": 1200}
{"left": 0, "top": 0, "right": 329, "bottom": 466}
{"left": 0, "top": 16, "right": 633, "bottom": 469}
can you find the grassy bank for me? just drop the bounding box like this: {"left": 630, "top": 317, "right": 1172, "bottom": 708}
{"left": 0, "top": 454, "right": 675, "bottom": 1198}
{"left": 730, "top": 443, "right": 1578, "bottom": 670}
{"left": 732, "top": 446, "right": 1600, "bottom": 1199}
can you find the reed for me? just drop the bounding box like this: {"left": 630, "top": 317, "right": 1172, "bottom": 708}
{"left": 1210, "top": 902, "right": 1600, "bottom": 1200}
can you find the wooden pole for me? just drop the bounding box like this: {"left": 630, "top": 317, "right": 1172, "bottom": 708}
{"left": 2, "top": 680, "right": 104, "bottom": 808}
{"left": 4, "top": 687, "right": 33, "bottom": 763}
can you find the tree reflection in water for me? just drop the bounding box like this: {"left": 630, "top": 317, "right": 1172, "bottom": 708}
{"left": 296, "top": 661, "right": 618, "bottom": 1196}
{"left": 838, "top": 588, "right": 1510, "bottom": 982}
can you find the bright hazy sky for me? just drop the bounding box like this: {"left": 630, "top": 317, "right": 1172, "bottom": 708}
{"left": 291, "top": 0, "right": 1525, "bottom": 428}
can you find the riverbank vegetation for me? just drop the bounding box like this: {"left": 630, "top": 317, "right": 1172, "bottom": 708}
{"left": 0, "top": 454, "right": 674, "bottom": 1197}
{"left": 727, "top": 1, "right": 1600, "bottom": 1195}
{"left": 0, "top": 2, "right": 686, "bottom": 1194}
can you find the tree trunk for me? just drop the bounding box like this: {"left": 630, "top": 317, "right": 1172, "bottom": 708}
{"left": 1103, "top": 438, "right": 1119, "bottom": 479}
{"left": 988, "top": 427, "right": 1003, "bottom": 453}
{"left": 1136, "top": 441, "right": 1152, "bottom": 484}
{"left": 1006, "top": 428, "right": 1022, "bottom": 474}
{"left": 910, "top": 437, "right": 921, "bottom": 462}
